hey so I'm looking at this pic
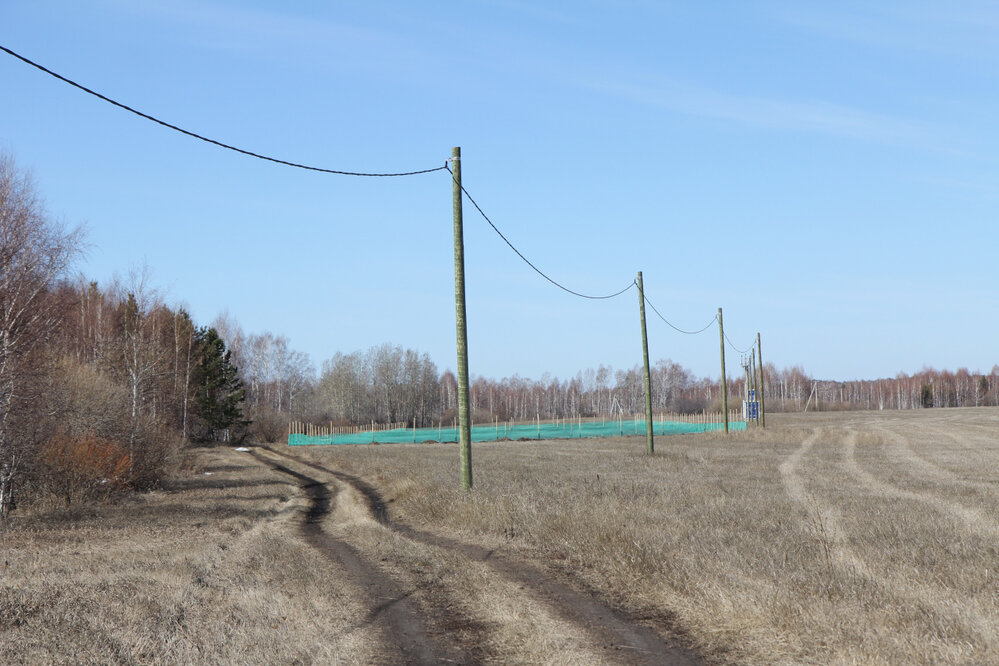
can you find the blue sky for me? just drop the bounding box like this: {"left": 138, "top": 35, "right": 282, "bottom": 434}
{"left": 2, "top": 1, "right": 997, "bottom": 382}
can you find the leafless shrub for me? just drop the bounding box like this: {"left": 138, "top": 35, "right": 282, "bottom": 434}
{"left": 246, "top": 406, "right": 286, "bottom": 443}
{"left": 38, "top": 431, "right": 130, "bottom": 505}
{"left": 24, "top": 358, "right": 179, "bottom": 501}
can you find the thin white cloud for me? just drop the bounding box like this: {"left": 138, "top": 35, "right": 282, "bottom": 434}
{"left": 580, "top": 71, "right": 967, "bottom": 154}
{"left": 778, "top": 2, "right": 999, "bottom": 59}
{"left": 912, "top": 172, "right": 999, "bottom": 197}
{"left": 98, "top": 0, "right": 436, "bottom": 72}
{"left": 484, "top": 0, "right": 583, "bottom": 26}
{"left": 105, "top": 1, "right": 373, "bottom": 44}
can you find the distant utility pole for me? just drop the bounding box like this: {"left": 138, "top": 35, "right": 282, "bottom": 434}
{"left": 451, "top": 146, "right": 472, "bottom": 489}
{"left": 742, "top": 355, "right": 752, "bottom": 422}
{"left": 637, "top": 272, "right": 654, "bottom": 454}
{"left": 757, "top": 332, "right": 766, "bottom": 428}
{"left": 718, "top": 307, "right": 728, "bottom": 433}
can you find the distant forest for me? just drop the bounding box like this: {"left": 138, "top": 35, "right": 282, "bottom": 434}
{"left": 249, "top": 347, "right": 999, "bottom": 431}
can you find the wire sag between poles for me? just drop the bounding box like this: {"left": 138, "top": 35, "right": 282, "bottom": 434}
{"left": 724, "top": 331, "right": 755, "bottom": 355}
{"left": 642, "top": 295, "right": 718, "bottom": 335}
{"left": 0, "top": 44, "right": 447, "bottom": 177}
{"left": 444, "top": 164, "right": 635, "bottom": 300}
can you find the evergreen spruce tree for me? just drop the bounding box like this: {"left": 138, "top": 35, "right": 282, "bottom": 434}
{"left": 193, "top": 326, "right": 246, "bottom": 442}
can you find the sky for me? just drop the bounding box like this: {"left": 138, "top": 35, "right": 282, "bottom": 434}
{"left": 2, "top": 1, "right": 997, "bottom": 383}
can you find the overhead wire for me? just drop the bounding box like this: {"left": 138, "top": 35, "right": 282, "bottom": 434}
{"left": 642, "top": 295, "right": 718, "bottom": 335}
{"left": 0, "top": 44, "right": 447, "bottom": 177}
{"left": 445, "top": 164, "right": 636, "bottom": 300}
{"left": 5, "top": 43, "right": 763, "bottom": 341}
{"left": 444, "top": 162, "right": 757, "bottom": 337}
{"left": 724, "top": 331, "right": 755, "bottom": 355}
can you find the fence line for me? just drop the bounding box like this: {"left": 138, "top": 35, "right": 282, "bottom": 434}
{"left": 288, "top": 420, "right": 410, "bottom": 438}
{"left": 289, "top": 410, "right": 747, "bottom": 440}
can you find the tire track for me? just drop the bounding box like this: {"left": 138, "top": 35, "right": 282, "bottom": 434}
{"left": 915, "top": 419, "right": 999, "bottom": 454}
{"left": 247, "top": 450, "right": 473, "bottom": 665}
{"left": 779, "top": 428, "right": 873, "bottom": 578}
{"left": 874, "top": 424, "right": 999, "bottom": 495}
{"left": 780, "top": 428, "right": 997, "bottom": 647}
{"left": 264, "top": 445, "right": 699, "bottom": 666}
{"left": 843, "top": 429, "right": 999, "bottom": 540}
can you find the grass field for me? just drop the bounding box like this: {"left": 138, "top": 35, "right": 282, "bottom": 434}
{"left": 2, "top": 408, "right": 997, "bottom": 664}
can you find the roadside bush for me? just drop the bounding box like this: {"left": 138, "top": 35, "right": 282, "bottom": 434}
{"left": 247, "top": 406, "right": 289, "bottom": 443}
{"left": 45, "top": 359, "right": 132, "bottom": 441}
{"left": 20, "top": 358, "right": 181, "bottom": 504}
{"left": 128, "top": 420, "right": 181, "bottom": 490}
{"left": 39, "top": 432, "right": 130, "bottom": 505}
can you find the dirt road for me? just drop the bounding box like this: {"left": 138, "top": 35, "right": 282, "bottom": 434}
{"left": 249, "top": 446, "right": 699, "bottom": 665}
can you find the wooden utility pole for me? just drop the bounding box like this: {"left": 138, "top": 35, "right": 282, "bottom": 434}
{"left": 451, "top": 147, "right": 472, "bottom": 489}
{"left": 637, "top": 272, "right": 654, "bottom": 454}
{"left": 718, "top": 307, "right": 728, "bottom": 433}
{"left": 757, "top": 332, "right": 766, "bottom": 428}
{"left": 743, "top": 355, "right": 751, "bottom": 422}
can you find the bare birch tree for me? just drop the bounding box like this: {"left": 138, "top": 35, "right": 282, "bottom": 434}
{"left": 0, "top": 153, "right": 82, "bottom": 518}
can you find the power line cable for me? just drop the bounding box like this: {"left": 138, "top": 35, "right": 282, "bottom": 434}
{"left": 4, "top": 44, "right": 763, "bottom": 354}
{"left": 445, "top": 164, "right": 635, "bottom": 300}
{"left": 724, "top": 331, "right": 754, "bottom": 354}
{"left": 642, "top": 295, "right": 717, "bottom": 335}
{"left": 0, "top": 44, "right": 447, "bottom": 177}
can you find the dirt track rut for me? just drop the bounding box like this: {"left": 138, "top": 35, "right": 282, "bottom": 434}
{"left": 256, "top": 445, "right": 699, "bottom": 665}
{"left": 249, "top": 451, "right": 473, "bottom": 664}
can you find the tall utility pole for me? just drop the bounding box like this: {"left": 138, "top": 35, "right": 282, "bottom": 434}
{"left": 757, "top": 332, "right": 766, "bottom": 428}
{"left": 451, "top": 147, "right": 472, "bottom": 489}
{"left": 750, "top": 347, "right": 759, "bottom": 424}
{"left": 718, "top": 307, "right": 728, "bottom": 433}
{"left": 637, "top": 272, "right": 654, "bottom": 454}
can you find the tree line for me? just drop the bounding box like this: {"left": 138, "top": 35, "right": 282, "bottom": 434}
{"left": 0, "top": 153, "right": 244, "bottom": 516}
{"left": 261, "top": 348, "right": 999, "bottom": 430}
{"left": 761, "top": 364, "right": 999, "bottom": 411}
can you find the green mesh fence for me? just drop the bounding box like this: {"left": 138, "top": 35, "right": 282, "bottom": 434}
{"left": 288, "top": 418, "right": 747, "bottom": 446}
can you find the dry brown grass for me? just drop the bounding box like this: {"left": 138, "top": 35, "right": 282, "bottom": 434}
{"left": 3, "top": 408, "right": 997, "bottom": 664}
{"left": 291, "top": 407, "right": 999, "bottom": 665}
{"left": 0, "top": 448, "right": 380, "bottom": 664}
{"left": 2, "top": 444, "right": 689, "bottom": 664}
